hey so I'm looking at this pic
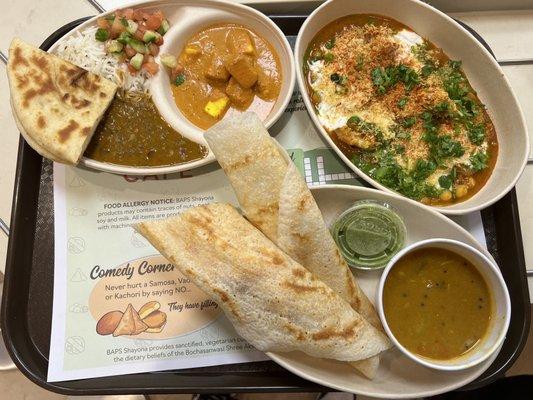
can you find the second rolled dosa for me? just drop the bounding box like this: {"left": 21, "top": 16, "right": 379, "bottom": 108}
{"left": 136, "top": 203, "right": 390, "bottom": 362}
{"left": 205, "top": 112, "right": 391, "bottom": 378}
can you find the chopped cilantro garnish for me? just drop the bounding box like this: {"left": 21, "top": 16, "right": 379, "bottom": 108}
{"left": 421, "top": 64, "right": 434, "bottom": 78}
{"left": 371, "top": 64, "right": 419, "bottom": 94}
{"left": 401, "top": 117, "right": 416, "bottom": 128}
{"left": 470, "top": 151, "right": 489, "bottom": 172}
{"left": 434, "top": 101, "right": 451, "bottom": 114}
{"left": 324, "top": 53, "right": 334, "bottom": 63}
{"left": 399, "top": 65, "right": 419, "bottom": 90}
{"left": 438, "top": 174, "right": 453, "bottom": 189}
{"left": 325, "top": 37, "right": 335, "bottom": 49}
{"left": 438, "top": 60, "right": 481, "bottom": 120}
{"left": 413, "top": 159, "right": 436, "bottom": 181}
{"left": 420, "top": 108, "right": 464, "bottom": 163}
{"left": 371, "top": 67, "right": 391, "bottom": 94}
{"left": 398, "top": 97, "right": 408, "bottom": 109}
{"left": 347, "top": 116, "right": 382, "bottom": 138}
{"left": 432, "top": 135, "right": 465, "bottom": 162}
{"left": 352, "top": 149, "right": 442, "bottom": 200}
{"left": 449, "top": 60, "right": 462, "bottom": 70}
{"left": 174, "top": 74, "right": 185, "bottom": 86}
{"left": 95, "top": 28, "right": 110, "bottom": 42}
{"left": 421, "top": 111, "right": 438, "bottom": 136}
{"left": 439, "top": 167, "right": 458, "bottom": 190}
{"left": 393, "top": 125, "right": 411, "bottom": 140}
{"left": 412, "top": 42, "right": 435, "bottom": 78}
{"left": 467, "top": 123, "right": 486, "bottom": 145}
{"left": 457, "top": 97, "right": 478, "bottom": 118}
{"left": 412, "top": 42, "right": 429, "bottom": 62}
{"left": 438, "top": 136, "right": 465, "bottom": 158}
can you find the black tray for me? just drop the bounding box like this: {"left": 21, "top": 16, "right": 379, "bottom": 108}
{"left": 2, "top": 14, "right": 530, "bottom": 396}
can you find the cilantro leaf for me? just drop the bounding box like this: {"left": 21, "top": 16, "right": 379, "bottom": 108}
{"left": 438, "top": 174, "right": 453, "bottom": 189}
{"left": 400, "top": 116, "right": 416, "bottom": 128}
{"left": 470, "top": 151, "right": 489, "bottom": 172}
{"left": 325, "top": 37, "right": 335, "bottom": 49}
{"left": 398, "top": 97, "right": 408, "bottom": 109}
{"left": 371, "top": 64, "right": 419, "bottom": 94}
{"left": 347, "top": 116, "right": 383, "bottom": 139}
{"left": 413, "top": 159, "right": 436, "bottom": 181}
{"left": 467, "top": 123, "right": 486, "bottom": 145}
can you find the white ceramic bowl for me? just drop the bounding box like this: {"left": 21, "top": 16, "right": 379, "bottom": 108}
{"left": 150, "top": 0, "right": 295, "bottom": 147}
{"left": 294, "top": 0, "right": 529, "bottom": 215}
{"left": 47, "top": 0, "right": 295, "bottom": 175}
{"left": 376, "top": 238, "right": 511, "bottom": 371}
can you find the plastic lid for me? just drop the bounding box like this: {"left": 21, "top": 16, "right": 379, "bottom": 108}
{"left": 331, "top": 200, "right": 406, "bottom": 270}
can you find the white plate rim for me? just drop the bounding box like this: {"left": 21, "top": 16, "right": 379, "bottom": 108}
{"left": 266, "top": 183, "right": 504, "bottom": 398}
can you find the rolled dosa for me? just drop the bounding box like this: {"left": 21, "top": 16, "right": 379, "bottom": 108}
{"left": 136, "top": 203, "right": 390, "bottom": 362}
{"left": 205, "top": 112, "right": 391, "bottom": 378}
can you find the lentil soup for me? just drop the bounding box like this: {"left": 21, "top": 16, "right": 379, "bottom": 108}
{"left": 383, "top": 247, "right": 492, "bottom": 360}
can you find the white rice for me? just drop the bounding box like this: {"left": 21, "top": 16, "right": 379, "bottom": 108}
{"left": 54, "top": 26, "right": 150, "bottom": 93}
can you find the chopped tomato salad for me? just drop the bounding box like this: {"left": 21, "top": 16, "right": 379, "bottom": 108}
{"left": 95, "top": 8, "right": 170, "bottom": 75}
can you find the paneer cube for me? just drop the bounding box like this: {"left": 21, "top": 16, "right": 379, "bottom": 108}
{"left": 204, "top": 56, "right": 230, "bottom": 82}
{"left": 225, "top": 77, "right": 254, "bottom": 108}
{"left": 227, "top": 29, "right": 255, "bottom": 55}
{"left": 225, "top": 54, "right": 258, "bottom": 88}
{"left": 204, "top": 92, "right": 230, "bottom": 119}
{"left": 255, "top": 69, "right": 280, "bottom": 100}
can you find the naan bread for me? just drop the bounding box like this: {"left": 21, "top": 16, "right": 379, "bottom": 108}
{"left": 136, "top": 203, "right": 390, "bottom": 362}
{"left": 7, "top": 38, "right": 117, "bottom": 164}
{"left": 205, "top": 112, "right": 391, "bottom": 378}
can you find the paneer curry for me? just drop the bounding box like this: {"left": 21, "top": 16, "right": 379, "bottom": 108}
{"left": 169, "top": 23, "right": 282, "bottom": 129}
{"left": 305, "top": 15, "right": 498, "bottom": 206}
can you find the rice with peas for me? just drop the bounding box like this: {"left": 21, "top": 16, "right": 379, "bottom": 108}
{"left": 54, "top": 26, "right": 150, "bottom": 93}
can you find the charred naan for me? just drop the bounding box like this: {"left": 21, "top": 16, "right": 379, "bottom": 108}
{"left": 136, "top": 203, "right": 390, "bottom": 362}
{"left": 205, "top": 112, "right": 390, "bottom": 378}
{"left": 7, "top": 38, "right": 117, "bottom": 164}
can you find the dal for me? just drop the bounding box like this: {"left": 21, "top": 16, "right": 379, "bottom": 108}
{"left": 85, "top": 93, "right": 207, "bottom": 166}
{"left": 383, "top": 247, "right": 492, "bottom": 360}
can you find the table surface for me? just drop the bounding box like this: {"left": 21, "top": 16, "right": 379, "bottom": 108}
{"left": 0, "top": 1, "right": 531, "bottom": 398}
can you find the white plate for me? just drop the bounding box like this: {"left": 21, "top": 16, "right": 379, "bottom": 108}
{"left": 47, "top": 0, "right": 295, "bottom": 175}
{"left": 294, "top": 0, "right": 529, "bottom": 215}
{"left": 267, "top": 184, "right": 504, "bottom": 398}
